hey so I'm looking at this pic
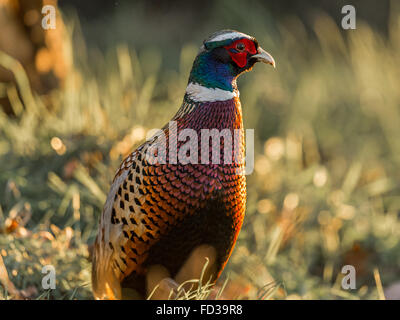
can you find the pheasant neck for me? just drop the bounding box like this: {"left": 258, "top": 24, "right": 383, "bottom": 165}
{"left": 188, "top": 51, "right": 237, "bottom": 92}
{"left": 185, "top": 82, "right": 239, "bottom": 103}
{"left": 179, "top": 96, "right": 243, "bottom": 132}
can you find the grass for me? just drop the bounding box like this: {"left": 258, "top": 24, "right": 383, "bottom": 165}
{"left": 1, "top": 3, "right": 400, "bottom": 299}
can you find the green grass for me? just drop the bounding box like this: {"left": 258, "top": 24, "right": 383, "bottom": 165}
{"left": 1, "top": 4, "right": 400, "bottom": 299}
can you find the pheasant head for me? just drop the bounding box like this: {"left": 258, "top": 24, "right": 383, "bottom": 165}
{"left": 187, "top": 29, "right": 275, "bottom": 101}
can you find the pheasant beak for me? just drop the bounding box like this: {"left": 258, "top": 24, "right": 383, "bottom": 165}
{"left": 252, "top": 47, "right": 275, "bottom": 68}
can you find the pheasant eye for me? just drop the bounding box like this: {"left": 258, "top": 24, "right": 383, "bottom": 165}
{"left": 236, "top": 42, "right": 245, "bottom": 51}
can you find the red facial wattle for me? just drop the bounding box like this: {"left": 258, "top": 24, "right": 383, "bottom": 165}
{"left": 224, "top": 38, "right": 257, "bottom": 68}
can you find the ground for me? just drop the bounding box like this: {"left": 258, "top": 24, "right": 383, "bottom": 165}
{"left": 0, "top": 3, "right": 400, "bottom": 300}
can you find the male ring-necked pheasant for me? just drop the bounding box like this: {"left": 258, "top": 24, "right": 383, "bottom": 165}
{"left": 92, "top": 30, "right": 275, "bottom": 299}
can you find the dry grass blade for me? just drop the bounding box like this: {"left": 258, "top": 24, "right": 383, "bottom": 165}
{"left": 147, "top": 258, "right": 224, "bottom": 300}
{"left": 373, "top": 268, "right": 386, "bottom": 300}
{"left": 257, "top": 281, "right": 283, "bottom": 300}
{"left": 0, "top": 254, "right": 21, "bottom": 299}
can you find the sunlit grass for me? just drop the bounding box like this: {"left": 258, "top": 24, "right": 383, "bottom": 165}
{"left": 0, "top": 5, "right": 400, "bottom": 299}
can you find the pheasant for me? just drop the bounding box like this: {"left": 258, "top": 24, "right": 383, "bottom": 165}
{"left": 92, "top": 30, "right": 275, "bottom": 299}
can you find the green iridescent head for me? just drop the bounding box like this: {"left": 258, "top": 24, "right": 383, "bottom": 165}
{"left": 188, "top": 30, "right": 275, "bottom": 92}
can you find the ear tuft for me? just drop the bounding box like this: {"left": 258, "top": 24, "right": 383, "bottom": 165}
{"left": 211, "top": 47, "right": 231, "bottom": 64}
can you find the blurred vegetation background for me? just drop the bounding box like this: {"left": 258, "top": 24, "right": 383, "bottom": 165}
{"left": 0, "top": 0, "right": 400, "bottom": 299}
